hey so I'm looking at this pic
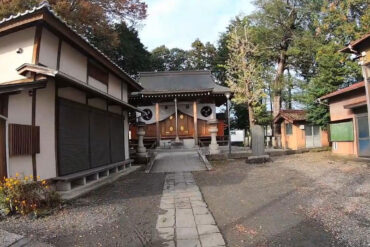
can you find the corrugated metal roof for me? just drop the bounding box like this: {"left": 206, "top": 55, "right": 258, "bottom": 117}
{"left": 320, "top": 81, "right": 365, "bottom": 100}
{"left": 0, "top": 1, "right": 141, "bottom": 90}
{"left": 137, "top": 71, "right": 230, "bottom": 94}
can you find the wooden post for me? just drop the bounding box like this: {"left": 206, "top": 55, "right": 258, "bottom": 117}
{"left": 174, "top": 98, "right": 180, "bottom": 142}
{"left": 193, "top": 101, "right": 198, "bottom": 146}
{"left": 361, "top": 65, "right": 370, "bottom": 135}
{"left": 155, "top": 103, "right": 160, "bottom": 146}
{"left": 31, "top": 89, "right": 37, "bottom": 181}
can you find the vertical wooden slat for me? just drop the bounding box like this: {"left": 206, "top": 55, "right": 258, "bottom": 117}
{"left": 9, "top": 124, "right": 40, "bottom": 156}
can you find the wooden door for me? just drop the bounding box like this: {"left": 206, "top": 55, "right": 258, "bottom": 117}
{"left": 161, "top": 114, "right": 176, "bottom": 137}
{"left": 0, "top": 119, "right": 7, "bottom": 179}
{"left": 178, "top": 113, "right": 193, "bottom": 136}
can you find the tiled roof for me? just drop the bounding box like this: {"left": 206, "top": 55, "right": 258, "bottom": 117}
{"left": 320, "top": 81, "right": 365, "bottom": 100}
{"left": 0, "top": 1, "right": 141, "bottom": 90}
{"left": 136, "top": 71, "right": 230, "bottom": 94}
{"left": 274, "top": 110, "right": 306, "bottom": 123}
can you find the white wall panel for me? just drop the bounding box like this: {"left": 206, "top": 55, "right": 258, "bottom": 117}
{"left": 39, "top": 28, "right": 59, "bottom": 69}
{"left": 59, "top": 41, "right": 87, "bottom": 82}
{"left": 108, "top": 73, "right": 122, "bottom": 99}
{"left": 0, "top": 27, "right": 35, "bottom": 83}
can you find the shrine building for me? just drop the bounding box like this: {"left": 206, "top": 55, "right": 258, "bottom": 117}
{"left": 129, "top": 71, "right": 231, "bottom": 148}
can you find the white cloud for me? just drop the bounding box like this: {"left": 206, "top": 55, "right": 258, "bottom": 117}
{"left": 139, "top": 0, "right": 255, "bottom": 51}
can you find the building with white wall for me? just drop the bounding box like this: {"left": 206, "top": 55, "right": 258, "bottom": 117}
{"left": 0, "top": 2, "right": 143, "bottom": 184}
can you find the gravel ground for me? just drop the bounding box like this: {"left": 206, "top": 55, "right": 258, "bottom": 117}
{"left": 194, "top": 152, "right": 370, "bottom": 247}
{"left": 0, "top": 170, "right": 165, "bottom": 247}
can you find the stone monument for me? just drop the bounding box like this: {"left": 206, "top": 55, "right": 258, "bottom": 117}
{"left": 246, "top": 125, "right": 270, "bottom": 163}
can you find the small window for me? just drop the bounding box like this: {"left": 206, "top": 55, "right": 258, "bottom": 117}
{"left": 285, "top": 123, "right": 293, "bottom": 135}
{"left": 186, "top": 104, "right": 190, "bottom": 109}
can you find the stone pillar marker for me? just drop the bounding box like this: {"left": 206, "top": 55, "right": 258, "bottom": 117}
{"left": 207, "top": 116, "right": 220, "bottom": 154}
{"left": 246, "top": 125, "right": 270, "bottom": 163}
{"left": 136, "top": 117, "right": 147, "bottom": 158}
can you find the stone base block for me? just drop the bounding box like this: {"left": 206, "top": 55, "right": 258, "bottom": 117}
{"left": 135, "top": 155, "right": 150, "bottom": 164}
{"left": 246, "top": 155, "right": 271, "bottom": 164}
{"left": 56, "top": 181, "right": 72, "bottom": 191}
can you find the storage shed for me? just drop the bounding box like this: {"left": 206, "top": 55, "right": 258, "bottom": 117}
{"left": 274, "top": 110, "right": 329, "bottom": 150}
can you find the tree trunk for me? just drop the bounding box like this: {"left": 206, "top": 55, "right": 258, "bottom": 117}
{"left": 272, "top": 49, "right": 287, "bottom": 147}
{"left": 248, "top": 103, "right": 255, "bottom": 129}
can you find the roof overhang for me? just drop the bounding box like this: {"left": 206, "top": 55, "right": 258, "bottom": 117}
{"left": 340, "top": 34, "right": 370, "bottom": 53}
{"left": 0, "top": 3, "right": 143, "bottom": 92}
{"left": 320, "top": 81, "right": 365, "bottom": 100}
{"left": 0, "top": 79, "right": 47, "bottom": 95}
{"left": 16, "top": 63, "right": 144, "bottom": 113}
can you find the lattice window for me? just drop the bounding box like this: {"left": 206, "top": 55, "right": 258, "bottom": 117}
{"left": 9, "top": 124, "right": 40, "bottom": 156}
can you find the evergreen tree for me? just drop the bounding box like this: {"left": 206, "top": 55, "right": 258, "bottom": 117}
{"left": 112, "top": 23, "right": 152, "bottom": 75}
{"left": 303, "top": 0, "right": 368, "bottom": 127}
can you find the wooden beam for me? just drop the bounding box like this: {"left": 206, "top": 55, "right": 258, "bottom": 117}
{"left": 155, "top": 103, "right": 160, "bottom": 146}
{"left": 32, "top": 24, "right": 43, "bottom": 64}
{"left": 31, "top": 89, "right": 37, "bottom": 180}
{"left": 0, "top": 14, "right": 44, "bottom": 36}
{"left": 56, "top": 38, "right": 62, "bottom": 70}
{"left": 193, "top": 101, "right": 198, "bottom": 146}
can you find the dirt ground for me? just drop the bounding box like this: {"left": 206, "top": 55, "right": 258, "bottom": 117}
{"left": 194, "top": 152, "right": 370, "bottom": 247}
{"left": 0, "top": 171, "right": 165, "bottom": 247}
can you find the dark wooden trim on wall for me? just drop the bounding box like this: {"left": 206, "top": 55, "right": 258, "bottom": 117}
{"left": 32, "top": 24, "right": 43, "bottom": 64}
{"left": 56, "top": 38, "right": 62, "bottom": 70}
{"left": 54, "top": 83, "right": 58, "bottom": 177}
{"left": 31, "top": 89, "right": 37, "bottom": 180}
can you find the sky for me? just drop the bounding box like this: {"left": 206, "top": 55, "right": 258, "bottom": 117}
{"left": 138, "top": 0, "right": 255, "bottom": 51}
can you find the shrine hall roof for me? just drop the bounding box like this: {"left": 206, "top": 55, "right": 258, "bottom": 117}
{"left": 135, "top": 71, "right": 230, "bottom": 95}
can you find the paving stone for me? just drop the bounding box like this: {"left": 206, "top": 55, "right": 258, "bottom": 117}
{"left": 0, "top": 229, "right": 24, "bottom": 247}
{"left": 158, "top": 227, "right": 175, "bottom": 240}
{"left": 177, "top": 239, "right": 202, "bottom": 247}
{"left": 189, "top": 196, "right": 203, "bottom": 202}
{"left": 197, "top": 225, "right": 220, "bottom": 235}
{"left": 200, "top": 233, "right": 225, "bottom": 247}
{"left": 160, "top": 202, "right": 175, "bottom": 210}
{"left": 161, "top": 197, "right": 175, "bottom": 204}
{"left": 192, "top": 206, "right": 210, "bottom": 215}
{"left": 156, "top": 214, "right": 175, "bottom": 228}
{"left": 176, "top": 201, "right": 192, "bottom": 209}
{"left": 163, "top": 240, "right": 176, "bottom": 247}
{"left": 195, "top": 214, "right": 216, "bottom": 225}
{"left": 176, "top": 209, "right": 196, "bottom": 227}
{"left": 156, "top": 172, "right": 223, "bottom": 247}
{"left": 176, "top": 227, "right": 198, "bottom": 240}
{"left": 175, "top": 197, "right": 190, "bottom": 203}
{"left": 191, "top": 200, "right": 207, "bottom": 207}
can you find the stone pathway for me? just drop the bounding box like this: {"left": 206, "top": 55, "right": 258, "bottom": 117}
{"left": 151, "top": 152, "right": 206, "bottom": 173}
{"left": 156, "top": 172, "right": 225, "bottom": 247}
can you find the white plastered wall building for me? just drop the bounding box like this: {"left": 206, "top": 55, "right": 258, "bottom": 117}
{"left": 0, "top": 3, "right": 143, "bottom": 180}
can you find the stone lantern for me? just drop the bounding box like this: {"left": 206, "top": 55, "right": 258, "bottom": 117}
{"left": 136, "top": 116, "right": 147, "bottom": 158}
{"left": 207, "top": 116, "right": 220, "bottom": 154}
